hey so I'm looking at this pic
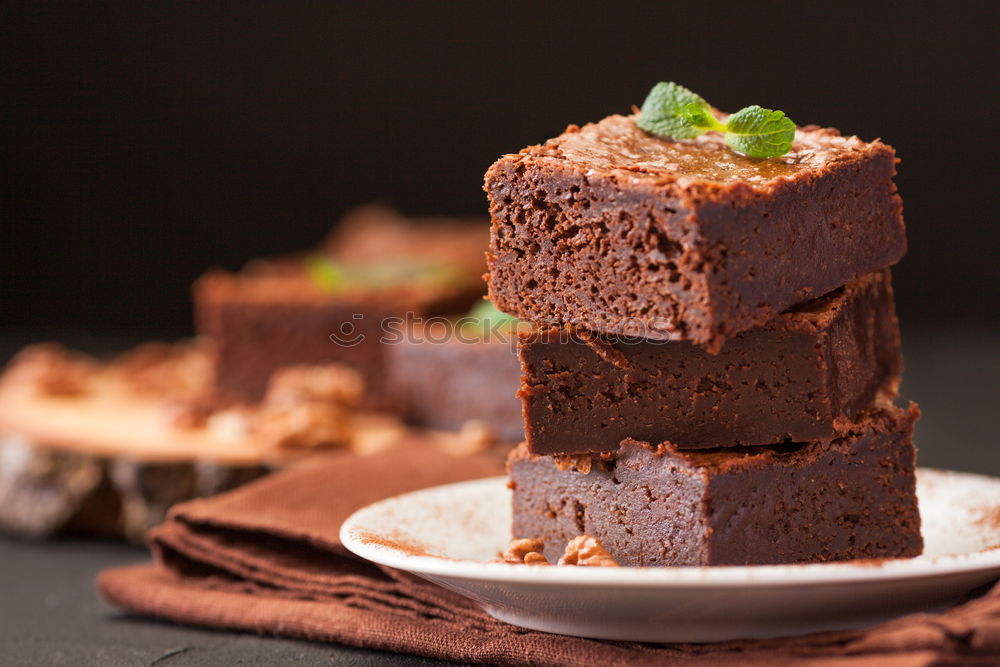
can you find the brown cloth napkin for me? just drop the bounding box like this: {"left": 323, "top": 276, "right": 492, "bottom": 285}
{"left": 98, "top": 444, "right": 1000, "bottom": 666}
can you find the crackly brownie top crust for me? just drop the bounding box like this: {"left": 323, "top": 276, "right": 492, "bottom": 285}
{"left": 514, "top": 114, "right": 892, "bottom": 188}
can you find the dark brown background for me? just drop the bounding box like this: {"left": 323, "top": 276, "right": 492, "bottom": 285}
{"left": 0, "top": 4, "right": 998, "bottom": 664}
{"left": 2, "top": 1, "right": 998, "bottom": 332}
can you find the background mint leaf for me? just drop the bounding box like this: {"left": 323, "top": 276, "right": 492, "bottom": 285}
{"left": 306, "top": 256, "right": 346, "bottom": 292}
{"left": 462, "top": 298, "right": 519, "bottom": 336}
{"left": 637, "top": 82, "right": 712, "bottom": 140}
{"left": 467, "top": 298, "right": 518, "bottom": 326}
{"left": 306, "top": 256, "right": 464, "bottom": 294}
{"left": 724, "top": 105, "right": 796, "bottom": 158}
{"left": 354, "top": 259, "right": 462, "bottom": 288}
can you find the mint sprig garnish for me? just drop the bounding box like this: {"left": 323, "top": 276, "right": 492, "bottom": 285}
{"left": 722, "top": 105, "right": 796, "bottom": 159}
{"left": 306, "top": 256, "right": 464, "bottom": 293}
{"left": 637, "top": 82, "right": 796, "bottom": 159}
{"left": 637, "top": 82, "right": 714, "bottom": 139}
{"left": 682, "top": 102, "right": 726, "bottom": 133}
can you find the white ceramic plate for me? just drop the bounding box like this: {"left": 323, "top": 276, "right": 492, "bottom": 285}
{"left": 341, "top": 468, "right": 1000, "bottom": 642}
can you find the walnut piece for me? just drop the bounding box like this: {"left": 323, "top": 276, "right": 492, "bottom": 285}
{"left": 254, "top": 401, "right": 353, "bottom": 449}
{"left": 523, "top": 551, "right": 549, "bottom": 565}
{"left": 427, "top": 419, "right": 500, "bottom": 457}
{"left": 499, "top": 538, "right": 550, "bottom": 565}
{"left": 264, "top": 364, "right": 363, "bottom": 408}
{"left": 558, "top": 535, "right": 619, "bottom": 567}
{"left": 252, "top": 363, "right": 363, "bottom": 449}
{"left": 109, "top": 341, "right": 210, "bottom": 402}
{"left": 161, "top": 398, "right": 214, "bottom": 430}
{"left": 4, "top": 344, "right": 97, "bottom": 396}
{"left": 458, "top": 419, "right": 499, "bottom": 451}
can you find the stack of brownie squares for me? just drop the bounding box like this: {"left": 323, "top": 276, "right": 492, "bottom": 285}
{"left": 485, "top": 113, "right": 923, "bottom": 566}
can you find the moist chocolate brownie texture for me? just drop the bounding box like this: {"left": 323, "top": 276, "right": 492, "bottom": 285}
{"left": 519, "top": 269, "right": 901, "bottom": 454}
{"left": 509, "top": 403, "right": 922, "bottom": 566}
{"left": 485, "top": 114, "right": 906, "bottom": 351}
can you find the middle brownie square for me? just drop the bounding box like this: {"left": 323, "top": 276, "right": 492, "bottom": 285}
{"left": 519, "top": 270, "right": 900, "bottom": 455}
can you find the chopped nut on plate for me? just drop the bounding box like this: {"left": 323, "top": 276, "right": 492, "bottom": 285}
{"left": 499, "top": 538, "right": 550, "bottom": 565}
{"left": 559, "top": 535, "right": 619, "bottom": 567}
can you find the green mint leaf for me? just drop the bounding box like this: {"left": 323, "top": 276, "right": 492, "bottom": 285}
{"left": 637, "top": 82, "right": 713, "bottom": 140}
{"left": 723, "top": 105, "right": 796, "bottom": 159}
{"left": 636, "top": 82, "right": 797, "bottom": 158}
{"left": 681, "top": 103, "right": 726, "bottom": 132}
{"left": 306, "top": 256, "right": 347, "bottom": 292}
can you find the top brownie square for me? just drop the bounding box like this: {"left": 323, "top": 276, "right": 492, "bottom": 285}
{"left": 485, "top": 114, "right": 905, "bottom": 350}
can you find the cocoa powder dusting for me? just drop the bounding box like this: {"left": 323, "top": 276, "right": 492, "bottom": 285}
{"left": 354, "top": 531, "right": 440, "bottom": 559}
{"left": 975, "top": 506, "right": 1000, "bottom": 531}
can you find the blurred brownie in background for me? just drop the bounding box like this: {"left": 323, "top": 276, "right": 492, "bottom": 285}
{"left": 195, "top": 205, "right": 488, "bottom": 408}
{"left": 387, "top": 301, "right": 524, "bottom": 443}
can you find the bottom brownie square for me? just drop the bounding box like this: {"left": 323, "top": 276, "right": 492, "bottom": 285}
{"left": 509, "top": 403, "right": 922, "bottom": 566}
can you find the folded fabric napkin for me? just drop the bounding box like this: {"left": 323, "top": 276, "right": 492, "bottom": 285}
{"left": 99, "top": 442, "right": 1000, "bottom": 665}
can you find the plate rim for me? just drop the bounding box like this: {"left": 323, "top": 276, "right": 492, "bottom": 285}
{"left": 340, "top": 468, "right": 1000, "bottom": 588}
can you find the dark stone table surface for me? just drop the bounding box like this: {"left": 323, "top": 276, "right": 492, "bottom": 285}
{"left": 0, "top": 325, "right": 996, "bottom": 665}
